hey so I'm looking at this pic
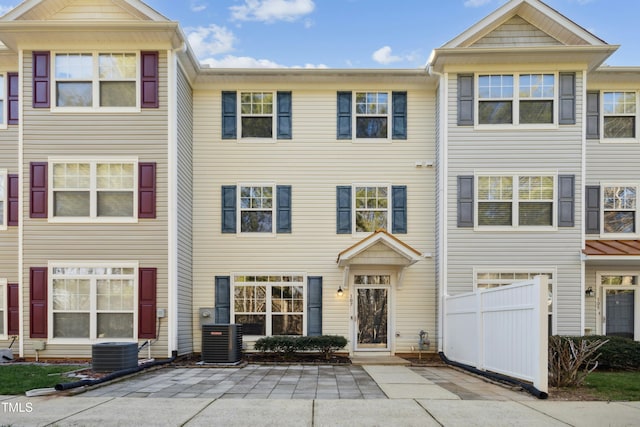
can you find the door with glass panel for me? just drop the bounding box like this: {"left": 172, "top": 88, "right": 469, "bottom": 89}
{"left": 604, "top": 289, "right": 635, "bottom": 339}
{"left": 354, "top": 275, "right": 390, "bottom": 351}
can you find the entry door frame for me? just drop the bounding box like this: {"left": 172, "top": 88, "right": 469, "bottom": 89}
{"left": 349, "top": 268, "right": 396, "bottom": 355}
{"left": 596, "top": 272, "right": 640, "bottom": 341}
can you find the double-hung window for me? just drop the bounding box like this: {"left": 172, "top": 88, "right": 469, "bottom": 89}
{"left": 354, "top": 185, "right": 389, "bottom": 232}
{"left": 477, "top": 174, "right": 555, "bottom": 228}
{"left": 54, "top": 52, "right": 137, "bottom": 109}
{"left": 50, "top": 264, "right": 136, "bottom": 341}
{"left": 603, "top": 91, "right": 637, "bottom": 139}
{"left": 0, "top": 170, "right": 6, "bottom": 230}
{"left": 50, "top": 160, "right": 137, "bottom": 221}
{"left": 241, "top": 92, "right": 273, "bottom": 138}
{"left": 232, "top": 274, "right": 305, "bottom": 336}
{"left": 356, "top": 92, "right": 389, "bottom": 138}
{"left": 0, "top": 73, "right": 5, "bottom": 126}
{"left": 602, "top": 185, "right": 638, "bottom": 234}
{"left": 239, "top": 185, "right": 274, "bottom": 233}
{"left": 478, "top": 73, "right": 555, "bottom": 125}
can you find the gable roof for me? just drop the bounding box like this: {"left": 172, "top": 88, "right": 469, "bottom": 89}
{"left": 337, "top": 229, "right": 424, "bottom": 268}
{"left": 1, "top": 0, "right": 168, "bottom": 22}
{"left": 428, "top": 0, "right": 618, "bottom": 72}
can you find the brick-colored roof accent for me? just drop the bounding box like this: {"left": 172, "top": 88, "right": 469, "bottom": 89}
{"left": 583, "top": 240, "right": 640, "bottom": 256}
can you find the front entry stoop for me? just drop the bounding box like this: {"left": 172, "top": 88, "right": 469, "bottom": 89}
{"left": 350, "top": 355, "right": 411, "bottom": 365}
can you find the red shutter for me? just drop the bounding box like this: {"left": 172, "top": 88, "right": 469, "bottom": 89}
{"left": 7, "top": 72, "right": 19, "bottom": 124}
{"left": 140, "top": 51, "right": 159, "bottom": 108}
{"left": 138, "top": 162, "right": 156, "bottom": 219}
{"left": 30, "top": 267, "right": 47, "bottom": 338}
{"left": 32, "top": 52, "right": 50, "bottom": 108}
{"left": 138, "top": 267, "right": 157, "bottom": 339}
{"left": 7, "top": 283, "right": 19, "bottom": 336}
{"left": 8, "top": 174, "right": 18, "bottom": 226}
{"left": 30, "top": 162, "right": 47, "bottom": 218}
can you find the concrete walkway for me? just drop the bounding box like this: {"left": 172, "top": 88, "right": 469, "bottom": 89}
{"left": 0, "top": 365, "right": 639, "bottom": 426}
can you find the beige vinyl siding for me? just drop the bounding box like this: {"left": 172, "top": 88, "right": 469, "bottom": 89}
{"left": 19, "top": 0, "right": 146, "bottom": 21}
{"left": 0, "top": 125, "right": 19, "bottom": 285}
{"left": 20, "top": 51, "right": 170, "bottom": 359}
{"left": 472, "top": 16, "right": 562, "bottom": 48}
{"left": 445, "top": 72, "right": 585, "bottom": 335}
{"left": 192, "top": 83, "right": 437, "bottom": 353}
{"left": 176, "top": 65, "right": 194, "bottom": 355}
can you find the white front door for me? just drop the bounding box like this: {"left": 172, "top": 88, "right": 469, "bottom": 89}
{"left": 353, "top": 274, "right": 392, "bottom": 352}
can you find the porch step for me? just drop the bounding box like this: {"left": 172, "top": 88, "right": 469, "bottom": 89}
{"left": 350, "top": 355, "right": 411, "bottom": 366}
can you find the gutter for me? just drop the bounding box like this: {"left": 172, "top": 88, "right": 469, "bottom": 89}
{"left": 439, "top": 352, "right": 549, "bottom": 399}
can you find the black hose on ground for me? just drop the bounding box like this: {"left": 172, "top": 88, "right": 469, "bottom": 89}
{"left": 438, "top": 351, "right": 548, "bottom": 399}
{"left": 55, "top": 350, "right": 177, "bottom": 391}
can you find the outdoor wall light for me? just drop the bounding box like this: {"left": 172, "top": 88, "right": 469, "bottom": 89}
{"left": 585, "top": 287, "right": 594, "bottom": 297}
{"left": 337, "top": 286, "right": 344, "bottom": 297}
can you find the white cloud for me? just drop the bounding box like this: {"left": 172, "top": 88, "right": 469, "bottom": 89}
{"left": 230, "top": 0, "right": 315, "bottom": 23}
{"left": 372, "top": 46, "right": 403, "bottom": 65}
{"left": 464, "top": 0, "right": 492, "bottom": 7}
{"left": 187, "top": 25, "right": 236, "bottom": 58}
{"left": 200, "top": 54, "right": 327, "bottom": 69}
{"left": 190, "top": 1, "right": 207, "bottom": 12}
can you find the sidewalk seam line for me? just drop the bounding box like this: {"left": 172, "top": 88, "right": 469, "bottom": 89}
{"left": 44, "top": 396, "right": 116, "bottom": 426}
{"left": 179, "top": 397, "right": 219, "bottom": 427}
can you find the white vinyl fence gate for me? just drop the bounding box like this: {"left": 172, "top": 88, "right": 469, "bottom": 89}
{"left": 443, "top": 276, "right": 548, "bottom": 394}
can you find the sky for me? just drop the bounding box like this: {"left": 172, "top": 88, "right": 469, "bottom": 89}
{"left": 0, "top": 0, "right": 638, "bottom": 68}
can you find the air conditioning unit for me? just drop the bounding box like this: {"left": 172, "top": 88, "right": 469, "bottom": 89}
{"left": 92, "top": 342, "right": 138, "bottom": 372}
{"left": 201, "top": 324, "right": 242, "bottom": 364}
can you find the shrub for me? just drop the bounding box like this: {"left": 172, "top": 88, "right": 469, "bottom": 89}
{"left": 253, "top": 335, "right": 348, "bottom": 359}
{"left": 254, "top": 335, "right": 298, "bottom": 356}
{"left": 548, "top": 335, "right": 608, "bottom": 388}
{"left": 568, "top": 335, "right": 640, "bottom": 371}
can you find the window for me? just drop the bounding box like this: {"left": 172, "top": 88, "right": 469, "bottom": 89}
{"left": 603, "top": 91, "right": 637, "bottom": 139}
{"left": 241, "top": 92, "right": 273, "bottom": 138}
{"left": 0, "top": 279, "right": 5, "bottom": 337}
{"left": 356, "top": 92, "right": 388, "bottom": 138}
{"left": 602, "top": 185, "right": 637, "bottom": 234}
{"left": 354, "top": 185, "right": 389, "bottom": 232}
{"left": 50, "top": 264, "right": 136, "bottom": 341}
{"left": 239, "top": 185, "right": 274, "bottom": 233}
{"left": 232, "top": 274, "right": 305, "bottom": 336}
{"left": 0, "top": 73, "right": 5, "bottom": 125}
{"left": 478, "top": 73, "right": 555, "bottom": 125}
{"left": 50, "top": 160, "right": 136, "bottom": 221}
{"left": 0, "top": 170, "right": 6, "bottom": 229}
{"left": 477, "top": 174, "right": 554, "bottom": 227}
{"left": 54, "top": 52, "right": 137, "bottom": 108}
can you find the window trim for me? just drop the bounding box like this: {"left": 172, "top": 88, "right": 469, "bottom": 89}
{"left": 474, "top": 172, "right": 557, "bottom": 231}
{"left": 237, "top": 183, "right": 276, "bottom": 235}
{"left": 475, "top": 72, "right": 559, "bottom": 129}
{"left": 238, "top": 91, "right": 276, "bottom": 142}
{"left": 0, "top": 169, "right": 6, "bottom": 230}
{"left": 600, "top": 90, "right": 639, "bottom": 143}
{"left": 601, "top": 183, "right": 639, "bottom": 237}
{"left": 352, "top": 183, "right": 391, "bottom": 235}
{"left": 0, "top": 278, "right": 6, "bottom": 339}
{"left": 48, "top": 157, "right": 139, "bottom": 224}
{"left": 231, "top": 273, "right": 307, "bottom": 337}
{"left": 353, "top": 91, "right": 391, "bottom": 141}
{"left": 47, "top": 261, "right": 138, "bottom": 344}
{"left": 0, "top": 72, "right": 7, "bottom": 129}
{"left": 51, "top": 51, "right": 140, "bottom": 113}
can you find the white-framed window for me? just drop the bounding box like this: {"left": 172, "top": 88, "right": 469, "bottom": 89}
{"left": 354, "top": 184, "right": 390, "bottom": 232}
{"left": 0, "top": 278, "right": 6, "bottom": 338}
{"left": 232, "top": 274, "right": 305, "bottom": 336}
{"left": 602, "top": 91, "right": 637, "bottom": 140}
{"left": 355, "top": 92, "right": 389, "bottom": 138}
{"left": 53, "top": 52, "right": 138, "bottom": 110}
{"left": 475, "top": 270, "right": 555, "bottom": 333}
{"left": 0, "top": 73, "right": 6, "bottom": 127}
{"left": 49, "top": 263, "right": 137, "bottom": 342}
{"left": 49, "top": 159, "right": 137, "bottom": 222}
{"left": 240, "top": 91, "right": 274, "bottom": 138}
{"left": 477, "top": 73, "right": 556, "bottom": 126}
{"left": 476, "top": 174, "right": 555, "bottom": 228}
{"left": 239, "top": 184, "right": 275, "bottom": 233}
{"left": 602, "top": 184, "right": 638, "bottom": 235}
{"left": 0, "top": 169, "right": 6, "bottom": 230}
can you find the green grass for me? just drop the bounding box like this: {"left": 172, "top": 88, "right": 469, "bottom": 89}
{"left": 585, "top": 371, "right": 640, "bottom": 401}
{"left": 0, "top": 364, "right": 84, "bottom": 395}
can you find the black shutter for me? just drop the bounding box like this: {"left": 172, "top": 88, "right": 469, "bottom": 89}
{"left": 307, "top": 276, "right": 322, "bottom": 336}
{"left": 586, "top": 91, "right": 600, "bottom": 140}
{"left": 457, "top": 176, "right": 474, "bottom": 227}
{"left": 336, "top": 186, "right": 352, "bottom": 234}
{"left": 221, "top": 185, "right": 237, "bottom": 233}
{"left": 277, "top": 91, "right": 292, "bottom": 139}
{"left": 392, "top": 185, "right": 407, "bottom": 234}
{"left": 392, "top": 91, "right": 407, "bottom": 139}
{"left": 557, "top": 175, "right": 575, "bottom": 227}
{"left": 215, "top": 276, "right": 231, "bottom": 324}
{"left": 337, "top": 92, "right": 352, "bottom": 139}
{"left": 458, "top": 74, "right": 474, "bottom": 126}
{"left": 559, "top": 73, "right": 576, "bottom": 125}
{"left": 276, "top": 185, "right": 292, "bottom": 233}
{"left": 222, "top": 91, "right": 237, "bottom": 139}
{"left": 585, "top": 185, "right": 601, "bottom": 234}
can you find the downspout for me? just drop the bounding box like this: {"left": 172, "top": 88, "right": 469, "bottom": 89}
{"left": 17, "top": 49, "right": 24, "bottom": 358}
